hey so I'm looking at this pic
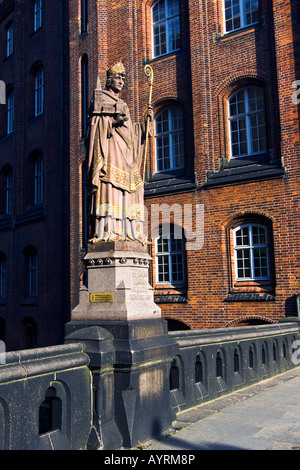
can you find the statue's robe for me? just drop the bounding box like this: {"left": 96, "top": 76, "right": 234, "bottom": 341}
{"left": 86, "top": 90, "right": 148, "bottom": 242}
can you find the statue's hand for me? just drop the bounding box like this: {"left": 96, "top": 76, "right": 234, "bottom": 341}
{"left": 113, "top": 113, "right": 128, "bottom": 127}
{"left": 147, "top": 105, "right": 153, "bottom": 122}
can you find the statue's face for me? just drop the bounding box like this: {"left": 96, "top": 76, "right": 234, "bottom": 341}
{"left": 108, "top": 73, "right": 125, "bottom": 93}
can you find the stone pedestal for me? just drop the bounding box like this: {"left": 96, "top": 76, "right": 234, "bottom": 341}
{"left": 65, "top": 318, "right": 178, "bottom": 448}
{"left": 71, "top": 241, "right": 161, "bottom": 322}
{"left": 66, "top": 241, "right": 179, "bottom": 449}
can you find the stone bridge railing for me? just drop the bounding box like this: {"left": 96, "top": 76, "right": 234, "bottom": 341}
{"left": 168, "top": 322, "right": 300, "bottom": 414}
{"left": 0, "top": 320, "right": 299, "bottom": 450}
{"left": 0, "top": 343, "right": 92, "bottom": 450}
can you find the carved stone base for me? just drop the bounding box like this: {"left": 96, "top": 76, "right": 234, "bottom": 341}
{"left": 71, "top": 241, "right": 161, "bottom": 322}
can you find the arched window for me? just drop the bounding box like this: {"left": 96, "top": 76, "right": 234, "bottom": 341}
{"left": 21, "top": 318, "right": 37, "bottom": 349}
{"left": 26, "top": 151, "right": 44, "bottom": 208}
{"left": 6, "top": 23, "right": 13, "bottom": 57}
{"left": 152, "top": 0, "right": 180, "bottom": 58}
{"left": 7, "top": 89, "right": 14, "bottom": 134}
{"left": 34, "top": 154, "right": 43, "bottom": 205}
{"left": 5, "top": 168, "right": 12, "bottom": 215}
{"left": 0, "top": 166, "right": 13, "bottom": 215}
{"left": 228, "top": 86, "right": 266, "bottom": 158}
{"left": 80, "top": 55, "right": 88, "bottom": 137}
{"left": 24, "top": 247, "right": 38, "bottom": 298}
{"left": 35, "top": 67, "right": 44, "bottom": 116}
{"left": 155, "top": 228, "right": 185, "bottom": 285}
{"left": 233, "top": 223, "right": 269, "bottom": 281}
{"left": 0, "top": 254, "right": 7, "bottom": 299}
{"left": 224, "top": 0, "right": 259, "bottom": 33}
{"left": 155, "top": 107, "right": 184, "bottom": 172}
{"left": 34, "top": 0, "right": 42, "bottom": 31}
{"left": 81, "top": 0, "right": 88, "bottom": 33}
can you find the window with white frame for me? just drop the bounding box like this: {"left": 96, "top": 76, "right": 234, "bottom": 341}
{"left": 34, "top": 155, "right": 43, "bottom": 205}
{"left": 6, "top": 23, "right": 13, "bottom": 57}
{"left": 233, "top": 224, "right": 269, "bottom": 280}
{"left": 0, "top": 253, "right": 7, "bottom": 299}
{"left": 155, "top": 232, "right": 185, "bottom": 285}
{"left": 228, "top": 86, "right": 266, "bottom": 158}
{"left": 35, "top": 67, "right": 44, "bottom": 116}
{"left": 7, "top": 89, "right": 14, "bottom": 134}
{"left": 224, "top": 0, "right": 259, "bottom": 33}
{"left": 34, "top": 0, "right": 42, "bottom": 31}
{"left": 152, "top": 0, "right": 180, "bottom": 58}
{"left": 155, "top": 107, "right": 184, "bottom": 172}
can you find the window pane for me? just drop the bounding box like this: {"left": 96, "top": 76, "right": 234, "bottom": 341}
{"left": 235, "top": 224, "right": 269, "bottom": 280}
{"left": 7, "top": 91, "right": 14, "bottom": 134}
{"left": 153, "top": 0, "right": 166, "bottom": 22}
{"left": 153, "top": 23, "right": 167, "bottom": 56}
{"left": 245, "top": 0, "right": 259, "bottom": 25}
{"left": 229, "top": 90, "right": 245, "bottom": 117}
{"left": 252, "top": 225, "right": 267, "bottom": 245}
{"left": 157, "top": 254, "right": 170, "bottom": 282}
{"left": 230, "top": 118, "right": 247, "bottom": 156}
{"left": 156, "top": 232, "right": 184, "bottom": 285}
{"left": 170, "top": 107, "right": 183, "bottom": 131}
{"left": 156, "top": 109, "right": 169, "bottom": 134}
{"left": 167, "top": 0, "right": 179, "bottom": 17}
{"left": 7, "top": 24, "right": 13, "bottom": 56}
{"left": 168, "top": 17, "right": 180, "bottom": 52}
{"left": 29, "top": 253, "right": 38, "bottom": 297}
{"left": 35, "top": 68, "right": 44, "bottom": 116}
{"left": 235, "top": 226, "right": 249, "bottom": 246}
{"left": 225, "top": 0, "right": 241, "bottom": 32}
{"left": 171, "top": 236, "right": 183, "bottom": 252}
{"left": 34, "top": 156, "right": 43, "bottom": 205}
{"left": 236, "top": 248, "right": 251, "bottom": 278}
{"left": 152, "top": 0, "right": 180, "bottom": 57}
{"left": 171, "top": 254, "right": 184, "bottom": 282}
{"left": 155, "top": 108, "right": 184, "bottom": 171}
{"left": 253, "top": 247, "right": 268, "bottom": 278}
{"left": 34, "top": 0, "right": 42, "bottom": 31}
{"left": 249, "top": 114, "right": 266, "bottom": 153}
{"left": 229, "top": 87, "right": 266, "bottom": 158}
{"left": 6, "top": 170, "right": 12, "bottom": 214}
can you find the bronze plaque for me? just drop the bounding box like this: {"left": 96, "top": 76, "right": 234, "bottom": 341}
{"left": 90, "top": 293, "right": 114, "bottom": 303}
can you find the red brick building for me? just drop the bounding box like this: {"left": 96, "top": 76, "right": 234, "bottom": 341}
{"left": 0, "top": 0, "right": 299, "bottom": 349}
{"left": 0, "top": 0, "right": 70, "bottom": 350}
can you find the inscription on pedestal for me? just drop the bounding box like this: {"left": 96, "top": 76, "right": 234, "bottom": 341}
{"left": 90, "top": 293, "right": 114, "bottom": 303}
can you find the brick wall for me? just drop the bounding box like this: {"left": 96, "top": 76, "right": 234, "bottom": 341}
{"left": 1, "top": 0, "right": 298, "bottom": 349}
{"left": 68, "top": 0, "right": 299, "bottom": 329}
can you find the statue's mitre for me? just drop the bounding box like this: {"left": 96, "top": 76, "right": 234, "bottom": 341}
{"left": 106, "top": 62, "right": 125, "bottom": 76}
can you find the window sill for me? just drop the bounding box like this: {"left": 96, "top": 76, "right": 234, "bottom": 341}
{"left": 205, "top": 160, "right": 285, "bottom": 188}
{"left": 21, "top": 297, "right": 38, "bottom": 305}
{"left": 16, "top": 206, "right": 44, "bottom": 226}
{"left": 155, "top": 294, "right": 188, "bottom": 303}
{"left": 215, "top": 21, "right": 261, "bottom": 43}
{"left": 225, "top": 292, "right": 275, "bottom": 302}
{"left": 0, "top": 214, "right": 12, "bottom": 230}
{"left": 144, "top": 174, "right": 196, "bottom": 198}
{"left": 154, "top": 285, "right": 187, "bottom": 303}
{"left": 143, "top": 50, "right": 179, "bottom": 66}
